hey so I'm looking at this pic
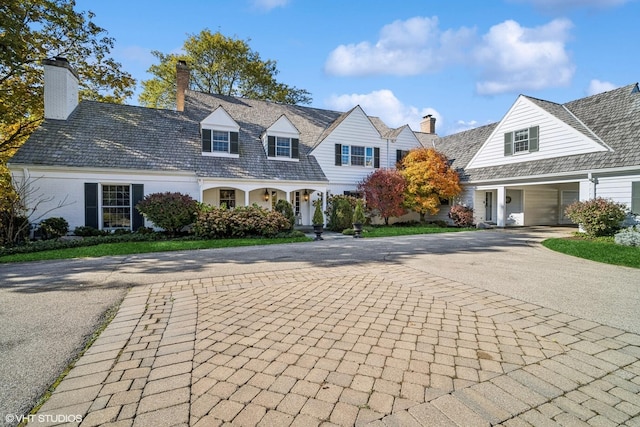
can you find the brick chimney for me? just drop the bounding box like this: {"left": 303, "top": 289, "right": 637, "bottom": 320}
{"left": 43, "top": 57, "right": 79, "bottom": 120}
{"left": 176, "top": 60, "right": 189, "bottom": 112}
{"left": 420, "top": 115, "right": 436, "bottom": 134}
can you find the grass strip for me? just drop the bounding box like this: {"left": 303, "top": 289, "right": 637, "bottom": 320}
{"left": 542, "top": 237, "right": 640, "bottom": 268}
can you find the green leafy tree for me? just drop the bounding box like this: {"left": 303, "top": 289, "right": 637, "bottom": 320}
{"left": 400, "top": 148, "right": 462, "bottom": 221}
{"left": 139, "top": 29, "right": 312, "bottom": 109}
{"left": 0, "top": 0, "right": 136, "bottom": 156}
{"left": 358, "top": 169, "right": 407, "bottom": 225}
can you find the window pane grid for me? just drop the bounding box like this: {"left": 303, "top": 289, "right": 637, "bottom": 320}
{"left": 514, "top": 129, "right": 529, "bottom": 153}
{"left": 220, "top": 189, "right": 236, "bottom": 208}
{"left": 102, "top": 185, "right": 131, "bottom": 229}
{"left": 351, "top": 146, "right": 365, "bottom": 166}
{"left": 276, "top": 137, "right": 291, "bottom": 157}
{"left": 212, "top": 131, "right": 229, "bottom": 152}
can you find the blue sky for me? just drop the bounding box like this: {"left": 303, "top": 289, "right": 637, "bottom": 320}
{"left": 75, "top": 0, "right": 639, "bottom": 136}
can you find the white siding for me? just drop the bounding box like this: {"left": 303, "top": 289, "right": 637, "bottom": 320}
{"left": 313, "top": 108, "right": 422, "bottom": 194}
{"left": 11, "top": 168, "right": 198, "bottom": 231}
{"left": 595, "top": 174, "right": 640, "bottom": 210}
{"left": 468, "top": 96, "right": 608, "bottom": 169}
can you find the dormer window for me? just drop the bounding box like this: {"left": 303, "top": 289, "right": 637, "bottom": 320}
{"left": 200, "top": 106, "right": 240, "bottom": 158}
{"left": 263, "top": 115, "right": 300, "bottom": 161}
{"left": 276, "top": 137, "right": 291, "bottom": 157}
{"left": 202, "top": 129, "right": 239, "bottom": 155}
{"left": 267, "top": 135, "right": 299, "bottom": 159}
{"left": 504, "top": 126, "right": 539, "bottom": 156}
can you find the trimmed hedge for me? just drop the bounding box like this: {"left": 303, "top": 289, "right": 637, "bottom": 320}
{"left": 193, "top": 205, "right": 292, "bottom": 238}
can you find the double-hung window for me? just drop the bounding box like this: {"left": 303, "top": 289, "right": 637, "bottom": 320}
{"left": 267, "top": 135, "right": 299, "bottom": 160}
{"left": 202, "top": 128, "right": 239, "bottom": 155}
{"left": 504, "top": 126, "right": 539, "bottom": 156}
{"left": 102, "top": 185, "right": 131, "bottom": 229}
{"left": 276, "top": 137, "right": 291, "bottom": 157}
{"left": 341, "top": 145, "right": 373, "bottom": 167}
{"left": 336, "top": 144, "right": 379, "bottom": 168}
{"left": 220, "top": 189, "right": 236, "bottom": 208}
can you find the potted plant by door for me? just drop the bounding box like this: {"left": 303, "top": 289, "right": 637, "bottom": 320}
{"left": 312, "top": 199, "right": 324, "bottom": 240}
{"left": 352, "top": 199, "right": 365, "bottom": 238}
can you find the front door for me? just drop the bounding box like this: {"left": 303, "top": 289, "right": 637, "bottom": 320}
{"left": 485, "top": 192, "right": 493, "bottom": 222}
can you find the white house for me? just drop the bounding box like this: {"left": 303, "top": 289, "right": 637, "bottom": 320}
{"left": 8, "top": 57, "right": 640, "bottom": 232}
{"left": 8, "top": 58, "right": 428, "bottom": 231}
{"left": 433, "top": 85, "right": 640, "bottom": 227}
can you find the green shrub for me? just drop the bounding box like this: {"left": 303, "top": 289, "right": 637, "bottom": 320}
{"left": 39, "top": 217, "right": 69, "bottom": 240}
{"left": 193, "top": 205, "right": 291, "bottom": 239}
{"left": 274, "top": 199, "right": 295, "bottom": 230}
{"left": 565, "top": 198, "right": 627, "bottom": 237}
{"left": 614, "top": 225, "right": 640, "bottom": 247}
{"left": 313, "top": 199, "right": 325, "bottom": 226}
{"left": 136, "top": 192, "right": 198, "bottom": 236}
{"left": 74, "top": 226, "right": 108, "bottom": 237}
{"left": 326, "top": 195, "right": 355, "bottom": 231}
{"left": 448, "top": 205, "right": 474, "bottom": 227}
{"left": 353, "top": 199, "right": 366, "bottom": 224}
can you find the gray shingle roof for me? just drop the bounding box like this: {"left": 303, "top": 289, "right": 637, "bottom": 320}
{"left": 436, "top": 83, "right": 640, "bottom": 182}
{"left": 10, "top": 91, "right": 348, "bottom": 182}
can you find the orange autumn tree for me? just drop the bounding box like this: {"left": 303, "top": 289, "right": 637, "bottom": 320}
{"left": 400, "top": 147, "right": 461, "bottom": 222}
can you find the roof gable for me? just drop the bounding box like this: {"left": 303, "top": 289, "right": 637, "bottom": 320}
{"left": 467, "top": 95, "right": 609, "bottom": 170}
{"left": 266, "top": 115, "right": 300, "bottom": 137}
{"left": 201, "top": 106, "right": 239, "bottom": 131}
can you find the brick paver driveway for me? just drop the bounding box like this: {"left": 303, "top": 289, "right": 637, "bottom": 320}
{"left": 29, "top": 228, "right": 640, "bottom": 427}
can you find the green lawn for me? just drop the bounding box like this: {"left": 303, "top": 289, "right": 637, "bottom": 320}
{"left": 361, "top": 225, "right": 475, "bottom": 238}
{"left": 0, "top": 236, "right": 311, "bottom": 263}
{"left": 542, "top": 236, "right": 640, "bottom": 269}
{"left": 0, "top": 224, "right": 476, "bottom": 263}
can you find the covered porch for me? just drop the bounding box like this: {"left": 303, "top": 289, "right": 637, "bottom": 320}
{"left": 199, "top": 180, "right": 328, "bottom": 226}
{"left": 473, "top": 181, "right": 582, "bottom": 227}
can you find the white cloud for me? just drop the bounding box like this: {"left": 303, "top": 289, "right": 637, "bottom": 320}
{"left": 473, "top": 19, "right": 575, "bottom": 95}
{"left": 587, "top": 79, "right": 618, "bottom": 95}
{"left": 324, "top": 17, "right": 475, "bottom": 76}
{"left": 250, "top": 0, "right": 289, "bottom": 11}
{"left": 325, "top": 89, "right": 440, "bottom": 132}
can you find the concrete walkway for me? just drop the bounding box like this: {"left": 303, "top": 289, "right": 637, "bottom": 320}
{"left": 5, "top": 228, "right": 640, "bottom": 426}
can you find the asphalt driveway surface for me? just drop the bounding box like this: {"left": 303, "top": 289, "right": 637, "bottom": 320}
{"left": 1, "top": 227, "right": 639, "bottom": 426}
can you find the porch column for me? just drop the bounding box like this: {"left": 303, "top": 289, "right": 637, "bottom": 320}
{"left": 244, "top": 190, "right": 250, "bottom": 207}
{"left": 496, "top": 186, "right": 506, "bottom": 227}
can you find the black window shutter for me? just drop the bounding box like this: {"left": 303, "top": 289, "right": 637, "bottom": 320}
{"left": 396, "top": 150, "right": 403, "bottom": 163}
{"left": 504, "top": 132, "right": 513, "bottom": 156}
{"left": 202, "top": 129, "right": 211, "bottom": 152}
{"left": 335, "top": 144, "right": 342, "bottom": 166}
{"left": 84, "top": 183, "right": 98, "bottom": 229}
{"left": 529, "top": 126, "right": 539, "bottom": 152}
{"left": 291, "top": 138, "right": 299, "bottom": 159}
{"left": 230, "top": 131, "right": 239, "bottom": 154}
{"left": 268, "top": 136, "right": 276, "bottom": 157}
{"left": 131, "top": 184, "right": 144, "bottom": 231}
{"left": 632, "top": 182, "right": 640, "bottom": 213}
{"left": 374, "top": 147, "right": 380, "bottom": 168}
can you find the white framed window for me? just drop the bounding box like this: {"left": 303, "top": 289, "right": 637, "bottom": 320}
{"left": 202, "top": 128, "right": 239, "bottom": 155}
{"left": 102, "top": 184, "right": 131, "bottom": 229}
{"left": 341, "top": 145, "right": 374, "bottom": 167}
{"left": 504, "top": 126, "right": 539, "bottom": 156}
{"left": 276, "top": 137, "right": 291, "bottom": 157}
{"left": 513, "top": 129, "right": 529, "bottom": 153}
